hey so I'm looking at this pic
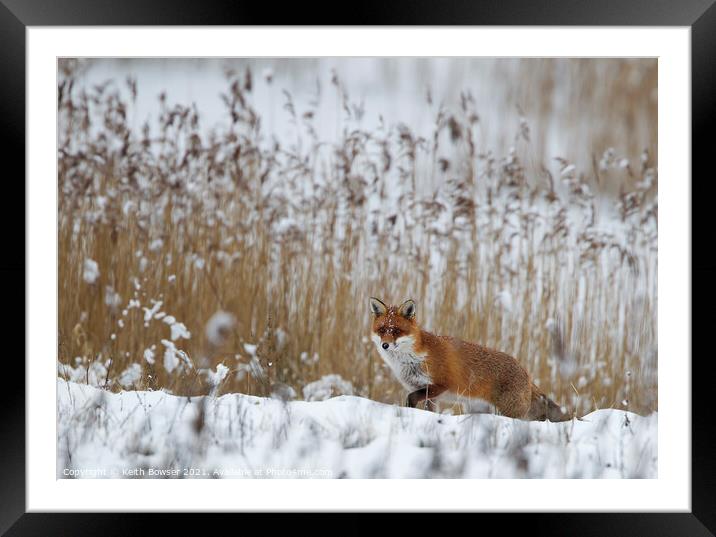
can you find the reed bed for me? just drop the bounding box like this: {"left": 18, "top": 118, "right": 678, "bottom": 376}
{"left": 57, "top": 59, "right": 657, "bottom": 417}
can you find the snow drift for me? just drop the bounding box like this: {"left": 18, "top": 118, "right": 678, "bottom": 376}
{"left": 57, "top": 378, "right": 656, "bottom": 479}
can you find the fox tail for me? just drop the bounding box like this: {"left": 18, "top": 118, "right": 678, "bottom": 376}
{"left": 527, "top": 383, "right": 575, "bottom": 422}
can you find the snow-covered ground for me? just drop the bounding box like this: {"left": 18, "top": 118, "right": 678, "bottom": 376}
{"left": 57, "top": 378, "right": 657, "bottom": 479}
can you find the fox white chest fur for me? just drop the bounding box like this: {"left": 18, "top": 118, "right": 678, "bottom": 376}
{"left": 371, "top": 334, "right": 432, "bottom": 390}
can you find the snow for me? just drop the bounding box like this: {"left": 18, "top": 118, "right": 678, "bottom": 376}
{"left": 200, "top": 363, "right": 230, "bottom": 388}
{"left": 302, "top": 374, "right": 354, "bottom": 401}
{"left": 143, "top": 348, "right": 155, "bottom": 365}
{"left": 82, "top": 258, "right": 99, "bottom": 284}
{"left": 142, "top": 300, "right": 163, "bottom": 322}
{"left": 117, "top": 363, "right": 142, "bottom": 388}
{"left": 205, "top": 311, "right": 236, "bottom": 346}
{"left": 104, "top": 286, "right": 121, "bottom": 310}
{"left": 160, "top": 339, "right": 192, "bottom": 373}
{"left": 58, "top": 361, "right": 109, "bottom": 387}
{"left": 495, "top": 289, "right": 513, "bottom": 313}
{"left": 73, "top": 59, "right": 654, "bottom": 175}
{"left": 168, "top": 320, "right": 191, "bottom": 341}
{"left": 57, "top": 378, "right": 657, "bottom": 479}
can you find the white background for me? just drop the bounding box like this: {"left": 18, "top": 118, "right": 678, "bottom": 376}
{"left": 27, "top": 27, "right": 690, "bottom": 511}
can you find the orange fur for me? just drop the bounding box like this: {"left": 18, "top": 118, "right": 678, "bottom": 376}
{"left": 369, "top": 297, "right": 571, "bottom": 421}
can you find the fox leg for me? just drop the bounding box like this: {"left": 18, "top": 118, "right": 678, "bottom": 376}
{"left": 406, "top": 385, "right": 447, "bottom": 411}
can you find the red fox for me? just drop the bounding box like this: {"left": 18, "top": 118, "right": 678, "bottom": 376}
{"left": 369, "top": 297, "right": 572, "bottom": 421}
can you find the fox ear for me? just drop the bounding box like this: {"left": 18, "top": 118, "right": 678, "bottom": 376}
{"left": 399, "top": 299, "right": 416, "bottom": 320}
{"left": 369, "top": 297, "right": 387, "bottom": 316}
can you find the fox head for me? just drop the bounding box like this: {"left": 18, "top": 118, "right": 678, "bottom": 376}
{"left": 369, "top": 297, "right": 418, "bottom": 352}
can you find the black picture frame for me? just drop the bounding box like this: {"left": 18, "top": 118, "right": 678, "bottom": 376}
{"left": 3, "top": 1, "right": 713, "bottom": 535}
